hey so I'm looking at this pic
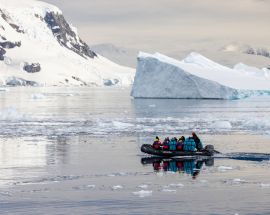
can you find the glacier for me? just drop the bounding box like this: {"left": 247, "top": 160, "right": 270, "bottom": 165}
{"left": 131, "top": 52, "right": 270, "bottom": 99}
{"left": 0, "top": 0, "right": 134, "bottom": 87}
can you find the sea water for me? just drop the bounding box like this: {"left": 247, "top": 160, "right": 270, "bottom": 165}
{"left": 0, "top": 87, "right": 270, "bottom": 214}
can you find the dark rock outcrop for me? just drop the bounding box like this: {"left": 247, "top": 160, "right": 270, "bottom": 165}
{"left": 0, "top": 41, "right": 21, "bottom": 49}
{"left": 0, "top": 39, "right": 21, "bottom": 60}
{"left": 6, "top": 77, "right": 38, "bottom": 86}
{"left": 44, "top": 12, "right": 96, "bottom": 59}
{"left": 71, "top": 76, "right": 87, "bottom": 85}
{"left": 0, "top": 9, "right": 24, "bottom": 33}
{"left": 103, "top": 79, "right": 119, "bottom": 86}
{"left": 23, "top": 63, "right": 41, "bottom": 73}
{"left": 0, "top": 34, "right": 7, "bottom": 40}
{"left": 0, "top": 47, "right": 6, "bottom": 60}
{"left": 244, "top": 47, "right": 270, "bottom": 58}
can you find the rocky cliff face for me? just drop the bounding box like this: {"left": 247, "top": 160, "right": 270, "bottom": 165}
{"left": 44, "top": 12, "right": 96, "bottom": 59}
{"left": 0, "top": 8, "right": 97, "bottom": 61}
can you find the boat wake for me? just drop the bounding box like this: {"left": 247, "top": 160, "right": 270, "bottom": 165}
{"left": 217, "top": 152, "right": 270, "bottom": 162}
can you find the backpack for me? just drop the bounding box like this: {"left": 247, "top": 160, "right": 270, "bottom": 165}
{"left": 183, "top": 137, "right": 196, "bottom": 151}
{"left": 169, "top": 138, "right": 177, "bottom": 150}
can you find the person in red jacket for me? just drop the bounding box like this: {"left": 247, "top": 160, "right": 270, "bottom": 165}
{"left": 152, "top": 136, "right": 162, "bottom": 149}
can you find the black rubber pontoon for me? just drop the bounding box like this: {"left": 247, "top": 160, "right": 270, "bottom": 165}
{"left": 141, "top": 144, "right": 215, "bottom": 157}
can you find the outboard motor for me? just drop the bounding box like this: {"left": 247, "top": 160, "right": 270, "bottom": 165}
{"left": 204, "top": 145, "right": 215, "bottom": 155}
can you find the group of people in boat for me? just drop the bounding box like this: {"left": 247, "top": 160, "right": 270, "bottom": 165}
{"left": 152, "top": 132, "right": 203, "bottom": 152}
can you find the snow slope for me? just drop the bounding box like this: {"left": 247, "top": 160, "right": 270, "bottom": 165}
{"left": 90, "top": 43, "right": 139, "bottom": 68}
{"left": 131, "top": 52, "right": 270, "bottom": 99}
{"left": 0, "top": 0, "right": 134, "bottom": 86}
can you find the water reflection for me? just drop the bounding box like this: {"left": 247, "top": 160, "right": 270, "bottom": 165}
{"left": 132, "top": 98, "right": 231, "bottom": 118}
{"left": 141, "top": 157, "right": 214, "bottom": 179}
{"left": 46, "top": 136, "right": 71, "bottom": 165}
{"left": 0, "top": 136, "right": 71, "bottom": 188}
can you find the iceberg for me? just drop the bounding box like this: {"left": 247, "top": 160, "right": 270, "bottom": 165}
{"left": 131, "top": 52, "right": 270, "bottom": 99}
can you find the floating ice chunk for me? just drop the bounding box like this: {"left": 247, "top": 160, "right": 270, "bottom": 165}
{"left": 132, "top": 190, "right": 152, "bottom": 198}
{"left": 86, "top": 185, "right": 96, "bottom": 189}
{"left": 156, "top": 172, "right": 164, "bottom": 177}
{"left": 31, "top": 93, "right": 46, "bottom": 100}
{"left": 112, "top": 185, "right": 123, "bottom": 190}
{"left": 0, "top": 191, "right": 12, "bottom": 197}
{"left": 218, "top": 166, "right": 233, "bottom": 172}
{"left": 112, "top": 121, "right": 133, "bottom": 129}
{"left": 107, "top": 174, "right": 116, "bottom": 177}
{"left": 0, "top": 107, "right": 27, "bottom": 121}
{"left": 168, "top": 183, "right": 184, "bottom": 188}
{"left": 0, "top": 88, "right": 9, "bottom": 92}
{"left": 71, "top": 185, "right": 96, "bottom": 190}
{"left": 132, "top": 52, "right": 270, "bottom": 99}
{"left": 166, "top": 171, "right": 176, "bottom": 175}
{"left": 234, "top": 63, "right": 267, "bottom": 79}
{"left": 162, "top": 189, "right": 177, "bottom": 193}
{"left": 223, "top": 178, "right": 246, "bottom": 185}
{"left": 119, "top": 172, "right": 127, "bottom": 176}
{"left": 66, "top": 94, "right": 74, "bottom": 97}
{"left": 211, "top": 121, "right": 232, "bottom": 129}
{"left": 233, "top": 178, "right": 246, "bottom": 184}
{"left": 138, "top": 184, "right": 148, "bottom": 189}
{"left": 260, "top": 183, "right": 270, "bottom": 188}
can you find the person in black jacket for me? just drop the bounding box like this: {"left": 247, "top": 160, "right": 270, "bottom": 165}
{"left": 192, "top": 132, "right": 203, "bottom": 151}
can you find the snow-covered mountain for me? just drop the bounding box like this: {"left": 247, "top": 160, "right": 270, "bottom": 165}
{"left": 131, "top": 52, "right": 270, "bottom": 99}
{"left": 0, "top": 0, "right": 134, "bottom": 86}
{"left": 223, "top": 43, "right": 270, "bottom": 60}
{"left": 90, "top": 43, "right": 139, "bottom": 68}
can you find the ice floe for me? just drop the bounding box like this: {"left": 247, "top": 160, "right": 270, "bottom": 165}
{"left": 132, "top": 190, "right": 153, "bottom": 198}
{"left": 218, "top": 166, "right": 233, "bottom": 172}
{"left": 112, "top": 185, "right": 123, "bottom": 190}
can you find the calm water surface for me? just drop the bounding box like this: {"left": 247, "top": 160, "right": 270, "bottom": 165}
{"left": 0, "top": 87, "right": 270, "bottom": 215}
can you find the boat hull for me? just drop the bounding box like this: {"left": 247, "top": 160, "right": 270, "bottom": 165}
{"left": 141, "top": 144, "right": 213, "bottom": 157}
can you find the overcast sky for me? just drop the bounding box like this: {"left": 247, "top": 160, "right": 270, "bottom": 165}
{"left": 45, "top": 0, "right": 270, "bottom": 52}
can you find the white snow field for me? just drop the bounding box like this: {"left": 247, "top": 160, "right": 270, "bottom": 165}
{"left": 131, "top": 52, "right": 270, "bottom": 99}
{"left": 0, "top": 0, "right": 134, "bottom": 86}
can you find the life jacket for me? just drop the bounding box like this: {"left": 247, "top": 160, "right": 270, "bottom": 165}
{"left": 153, "top": 141, "right": 161, "bottom": 149}
{"left": 169, "top": 138, "right": 177, "bottom": 150}
{"left": 163, "top": 139, "right": 170, "bottom": 150}
{"left": 163, "top": 144, "right": 169, "bottom": 150}
{"left": 183, "top": 137, "right": 196, "bottom": 151}
{"left": 176, "top": 143, "right": 183, "bottom": 151}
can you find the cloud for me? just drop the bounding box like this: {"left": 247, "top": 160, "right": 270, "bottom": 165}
{"left": 45, "top": 0, "right": 270, "bottom": 51}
